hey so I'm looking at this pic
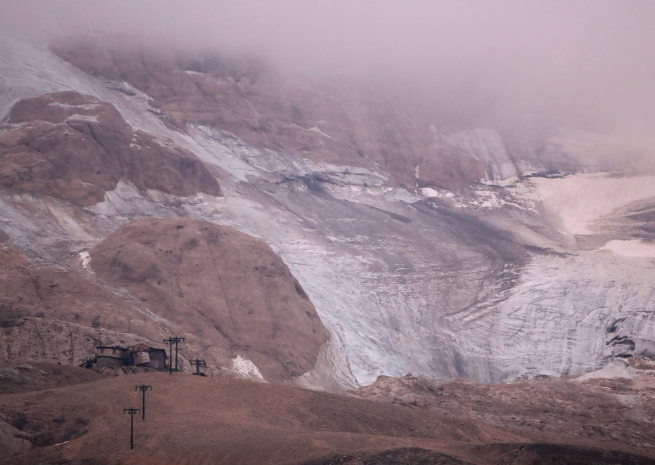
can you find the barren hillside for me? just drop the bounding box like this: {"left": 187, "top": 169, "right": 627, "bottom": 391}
{"left": 2, "top": 372, "right": 655, "bottom": 465}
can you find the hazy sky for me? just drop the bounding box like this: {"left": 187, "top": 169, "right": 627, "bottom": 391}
{"left": 2, "top": 0, "right": 654, "bottom": 144}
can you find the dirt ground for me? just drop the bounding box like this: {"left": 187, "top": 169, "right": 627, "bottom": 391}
{"left": 1, "top": 372, "right": 655, "bottom": 465}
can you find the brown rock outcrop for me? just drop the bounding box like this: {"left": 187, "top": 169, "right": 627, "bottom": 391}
{"left": 0, "top": 245, "right": 160, "bottom": 338}
{"left": 0, "top": 418, "right": 30, "bottom": 458}
{"left": 90, "top": 217, "right": 329, "bottom": 380}
{"left": 0, "top": 91, "right": 221, "bottom": 205}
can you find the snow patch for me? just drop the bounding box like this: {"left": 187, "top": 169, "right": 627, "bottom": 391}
{"left": 480, "top": 176, "right": 521, "bottom": 188}
{"left": 309, "top": 126, "right": 333, "bottom": 139}
{"left": 231, "top": 355, "right": 264, "bottom": 380}
{"left": 421, "top": 187, "right": 453, "bottom": 199}
{"left": 65, "top": 114, "right": 99, "bottom": 123}
{"left": 78, "top": 251, "right": 91, "bottom": 271}
{"left": 533, "top": 173, "right": 655, "bottom": 235}
{"left": 421, "top": 186, "right": 534, "bottom": 211}
{"left": 599, "top": 240, "right": 655, "bottom": 258}
{"left": 49, "top": 102, "right": 99, "bottom": 110}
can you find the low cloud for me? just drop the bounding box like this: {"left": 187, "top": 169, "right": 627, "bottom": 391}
{"left": 2, "top": 0, "right": 655, "bottom": 157}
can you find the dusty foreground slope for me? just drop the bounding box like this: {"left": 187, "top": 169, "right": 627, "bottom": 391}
{"left": 2, "top": 372, "right": 655, "bottom": 465}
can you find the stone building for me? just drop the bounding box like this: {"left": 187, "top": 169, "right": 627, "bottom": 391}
{"left": 80, "top": 344, "right": 168, "bottom": 371}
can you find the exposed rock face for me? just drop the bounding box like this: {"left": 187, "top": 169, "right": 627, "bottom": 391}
{"left": 90, "top": 217, "right": 329, "bottom": 380}
{"left": 0, "top": 91, "right": 221, "bottom": 205}
{"left": 0, "top": 418, "right": 30, "bottom": 458}
{"left": 0, "top": 245, "right": 163, "bottom": 336}
{"left": 50, "top": 39, "right": 583, "bottom": 190}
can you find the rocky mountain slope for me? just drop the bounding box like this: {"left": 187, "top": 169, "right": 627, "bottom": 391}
{"left": 0, "top": 35, "right": 654, "bottom": 389}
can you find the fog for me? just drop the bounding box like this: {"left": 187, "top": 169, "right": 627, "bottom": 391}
{"left": 2, "top": 0, "right": 655, "bottom": 152}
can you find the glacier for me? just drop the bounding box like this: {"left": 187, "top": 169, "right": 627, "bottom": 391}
{"left": 1, "top": 36, "right": 655, "bottom": 388}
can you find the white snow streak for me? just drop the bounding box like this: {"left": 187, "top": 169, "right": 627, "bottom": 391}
{"left": 231, "top": 355, "right": 264, "bottom": 380}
